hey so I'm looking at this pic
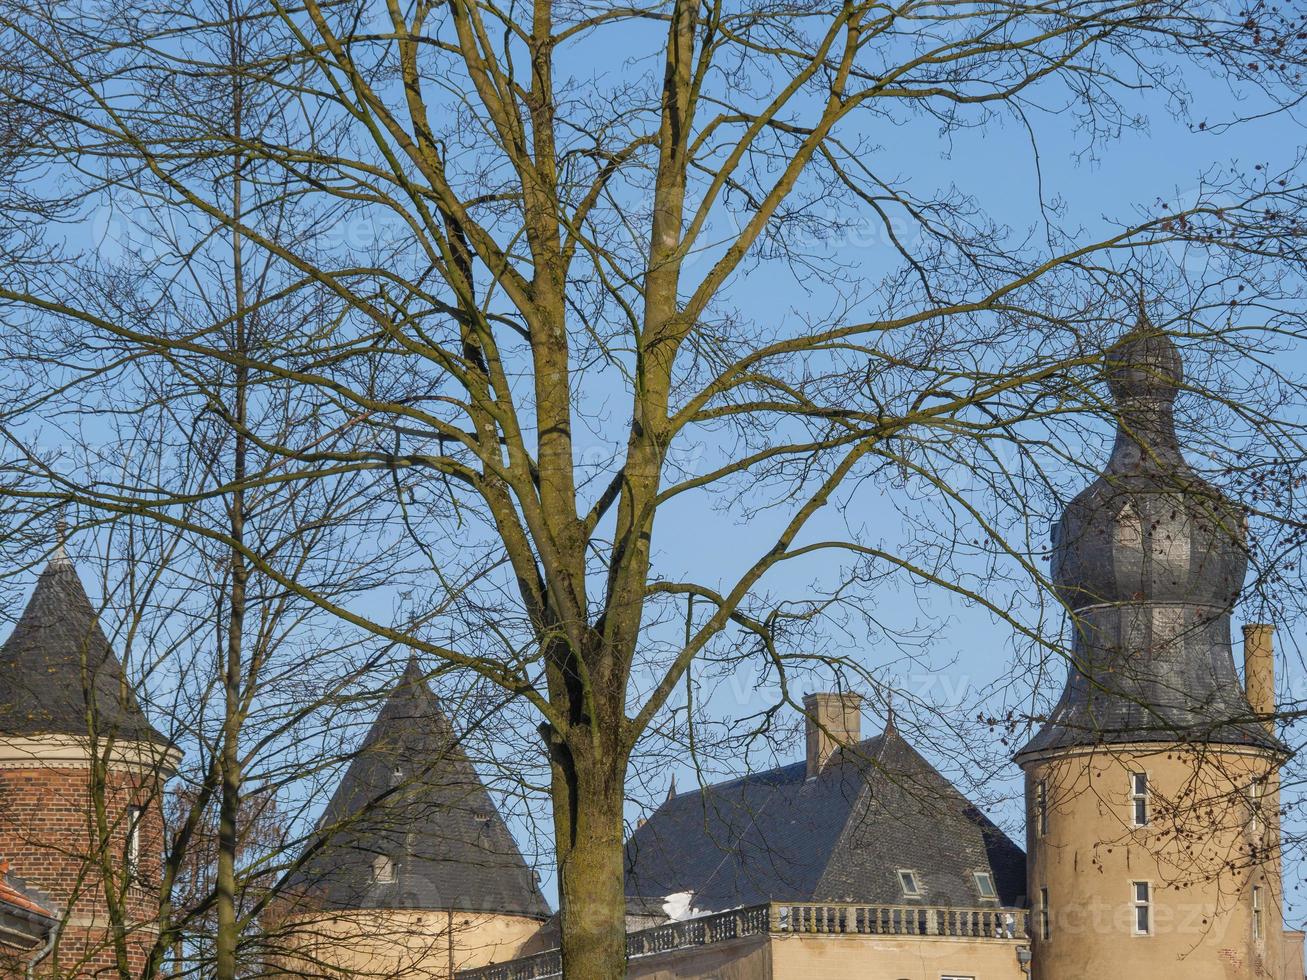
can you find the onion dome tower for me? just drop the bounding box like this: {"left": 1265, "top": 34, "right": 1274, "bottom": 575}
{"left": 1016, "top": 317, "right": 1290, "bottom": 980}
{"left": 0, "top": 547, "right": 177, "bottom": 976}
{"left": 276, "top": 661, "right": 549, "bottom": 978}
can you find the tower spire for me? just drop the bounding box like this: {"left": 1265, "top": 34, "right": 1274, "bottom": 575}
{"left": 1017, "top": 317, "right": 1280, "bottom": 758}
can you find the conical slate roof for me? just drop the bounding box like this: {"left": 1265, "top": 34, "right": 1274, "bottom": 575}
{"left": 285, "top": 663, "right": 550, "bottom": 918}
{"left": 1018, "top": 319, "right": 1283, "bottom": 758}
{"left": 0, "top": 553, "right": 166, "bottom": 744}
{"left": 625, "top": 723, "right": 1026, "bottom": 910}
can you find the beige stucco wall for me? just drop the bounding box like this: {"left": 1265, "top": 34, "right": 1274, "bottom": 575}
{"left": 272, "top": 909, "right": 544, "bottom": 979}
{"left": 1283, "top": 930, "right": 1304, "bottom": 980}
{"left": 770, "top": 933, "right": 1026, "bottom": 980}
{"left": 627, "top": 934, "right": 772, "bottom": 980}
{"left": 1023, "top": 744, "right": 1285, "bottom": 980}
{"left": 623, "top": 931, "right": 1025, "bottom": 980}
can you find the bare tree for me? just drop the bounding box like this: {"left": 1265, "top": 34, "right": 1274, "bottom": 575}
{"left": 1, "top": 0, "right": 1307, "bottom": 976}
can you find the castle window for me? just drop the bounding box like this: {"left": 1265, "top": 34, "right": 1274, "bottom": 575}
{"left": 1248, "top": 779, "right": 1265, "bottom": 837}
{"left": 372, "top": 855, "right": 396, "bottom": 884}
{"left": 1130, "top": 772, "right": 1149, "bottom": 827}
{"left": 972, "top": 872, "right": 996, "bottom": 899}
{"left": 126, "top": 807, "right": 143, "bottom": 876}
{"left": 1131, "top": 881, "right": 1151, "bottom": 935}
{"left": 898, "top": 870, "right": 921, "bottom": 897}
{"left": 1253, "top": 884, "right": 1263, "bottom": 940}
{"left": 1039, "top": 887, "right": 1050, "bottom": 940}
{"left": 1035, "top": 779, "right": 1048, "bottom": 837}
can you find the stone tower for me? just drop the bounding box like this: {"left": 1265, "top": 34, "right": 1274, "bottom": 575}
{"left": 1015, "top": 319, "right": 1291, "bottom": 979}
{"left": 0, "top": 549, "right": 177, "bottom": 976}
{"left": 275, "top": 660, "right": 550, "bottom": 978}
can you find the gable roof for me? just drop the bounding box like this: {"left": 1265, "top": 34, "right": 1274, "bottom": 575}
{"left": 0, "top": 555, "right": 166, "bottom": 745}
{"left": 0, "top": 862, "right": 53, "bottom": 921}
{"left": 624, "top": 725, "right": 1026, "bottom": 911}
{"left": 284, "top": 662, "right": 550, "bottom": 919}
{"left": 0, "top": 862, "right": 55, "bottom": 952}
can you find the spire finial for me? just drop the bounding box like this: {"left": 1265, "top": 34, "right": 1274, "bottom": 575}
{"left": 51, "top": 517, "right": 70, "bottom": 565}
{"left": 884, "top": 694, "right": 896, "bottom": 735}
{"left": 665, "top": 775, "right": 677, "bottom": 804}
{"left": 1106, "top": 303, "right": 1181, "bottom": 407}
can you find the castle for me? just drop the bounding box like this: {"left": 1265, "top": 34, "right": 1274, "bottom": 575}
{"left": 0, "top": 320, "right": 1302, "bottom": 979}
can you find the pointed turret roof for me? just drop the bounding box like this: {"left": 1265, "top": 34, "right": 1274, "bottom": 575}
{"left": 0, "top": 554, "right": 166, "bottom": 745}
{"left": 285, "top": 662, "right": 550, "bottom": 918}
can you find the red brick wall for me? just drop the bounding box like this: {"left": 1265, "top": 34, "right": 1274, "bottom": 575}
{"left": 0, "top": 764, "right": 165, "bottom": 977}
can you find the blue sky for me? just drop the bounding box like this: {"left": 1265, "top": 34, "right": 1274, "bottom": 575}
{"left": 612, "top": 61, "right": 1307, "bottom": 914}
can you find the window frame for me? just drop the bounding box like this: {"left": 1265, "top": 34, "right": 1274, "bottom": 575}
{"left": 897, "top": 869, "right": 921, "bottom": 898}
{"left": 1039, "top": 886, "right": 1050, "bottom": 941}
{"left": 1252, "top": 883, "right": 1263, "bottom": 941}
{"left": 126, "top": 806, "right": 143, "bottom": 876}
{"left": 1130, "top": 771, "right": 1149, "bottom": 828}
{"left": 372, "top": 854, "right": 396, "bottom": 884}
{"left": 1248, "top": 778, "right": 1266, "bottom": 837}
{"left": 972, "top": 871, "right": 997, "bottom": 900}
{"left": 1034, "top": 778, "right": 1048, "bottom": 838}
{"left": 1131, "top": 880, "right": 1152, "bottom": 936}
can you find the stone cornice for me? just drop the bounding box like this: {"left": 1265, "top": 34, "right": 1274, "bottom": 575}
{"left": 1015, "top": 739, "right": 1282, "bottom": 769}
{"left": 0, "top": 735, "right": 181, "bottom": 776}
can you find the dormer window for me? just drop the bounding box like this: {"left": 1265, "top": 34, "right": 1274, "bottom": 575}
{"left": 973, "top": 871, "right": 996, "bottom": 899}
{"left": 372, "top": 855, "right": 396, "bottom": 884}
{"left": 898, "top": 870, "right": 921, "bottom": 897}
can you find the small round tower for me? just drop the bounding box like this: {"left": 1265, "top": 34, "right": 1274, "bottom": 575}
{"left": 1015, "top": 318, "right": 1289, "bottom": 979}
{"left": 0, "top": 547, "right": 178, "bottom": 976}
{"left": 274, "top": 661, "right": 550, "bottom": 978}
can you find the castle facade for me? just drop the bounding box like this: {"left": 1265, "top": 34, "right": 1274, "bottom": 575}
{"left": 0, "top": 321, "right": 1301, "bottom": 980}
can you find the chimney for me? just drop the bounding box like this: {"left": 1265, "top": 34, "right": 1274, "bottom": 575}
{"left": 1243, "top": 623, "right": 1276, "bottom": 732}
{"left": 803, "top": 692, "right": 862, "bottom": 779}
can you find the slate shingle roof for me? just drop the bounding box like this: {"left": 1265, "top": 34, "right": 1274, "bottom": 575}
{"left": 624, "top": 724, "right": 1026, "bottom": 911}
{"left": 285, "top": 662, "right": 550, "bottom": 918}
{"left": 0, "top": 554, "right": 166, "bottom": 744}
{"left": 1018, "top": 322, "right": 1285, "bottom": 759}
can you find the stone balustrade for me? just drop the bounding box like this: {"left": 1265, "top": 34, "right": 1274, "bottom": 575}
{"left": 457, "top": 903, "right": 1028, "bottom": 980}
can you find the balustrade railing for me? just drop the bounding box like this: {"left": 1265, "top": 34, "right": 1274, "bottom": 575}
{"left": 457, "top": 903, "right": 1027, "bottom": 980}
{"left": 771, "top": 903, "right": 1027, "bottom": 939}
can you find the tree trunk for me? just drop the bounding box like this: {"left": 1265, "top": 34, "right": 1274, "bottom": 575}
{"left": 554, "top": 749, "right": 627, "bottom": 979}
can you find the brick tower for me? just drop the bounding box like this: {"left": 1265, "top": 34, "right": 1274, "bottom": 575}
{"left": 1015, "top": 319, "right": 1292, "bottom": 978}
{"left": 0, "top": 547, "right": 177, "bottom": 976}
